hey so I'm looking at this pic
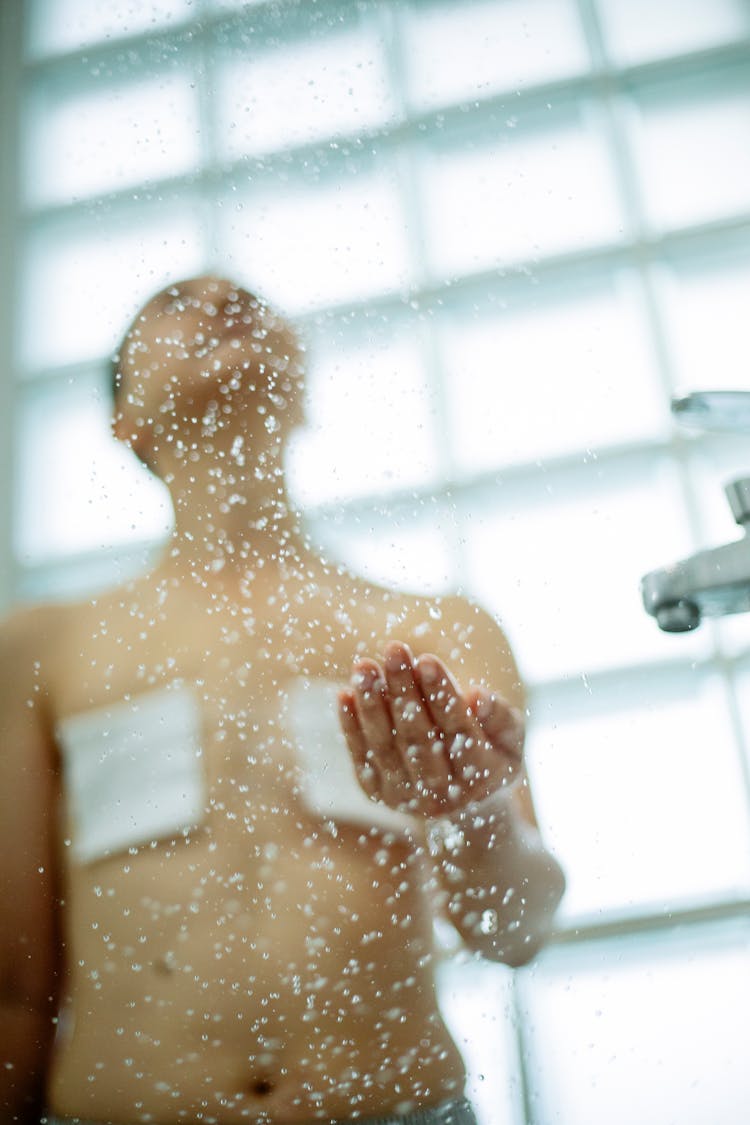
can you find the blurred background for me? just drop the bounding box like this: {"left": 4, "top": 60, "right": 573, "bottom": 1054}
{"left": 2, "top": 0, "right": 750, "bottom": 1121}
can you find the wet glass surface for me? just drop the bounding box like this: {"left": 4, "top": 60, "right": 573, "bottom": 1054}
{"left": 7, "top": 3, "right": 750, "bottom": 1123}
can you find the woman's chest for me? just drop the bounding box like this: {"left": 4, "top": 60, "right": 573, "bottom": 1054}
{"left": 55, "top": 654, "right": 419, "bottom": 867}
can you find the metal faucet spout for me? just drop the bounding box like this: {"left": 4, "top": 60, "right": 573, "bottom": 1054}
{"left": 641, "top": 532, "right": 750, "bottom": 632}
{"left": 640, "top": 392, "right": 750, "bottom": 633}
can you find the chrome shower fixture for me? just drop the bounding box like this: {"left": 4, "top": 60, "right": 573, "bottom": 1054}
{"left": 641, "top": 391, "right": 750, "bottom": 633}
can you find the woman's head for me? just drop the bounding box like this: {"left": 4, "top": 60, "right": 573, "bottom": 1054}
{"left": 111, "top": 275, "right": 305, "bottom": 468}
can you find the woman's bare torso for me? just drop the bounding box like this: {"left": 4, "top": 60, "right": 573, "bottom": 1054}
{"left": 44, "top": 565, "right": 467, "bottom": 1123}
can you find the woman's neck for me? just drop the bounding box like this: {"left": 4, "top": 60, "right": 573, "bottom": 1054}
{"left": 157, "top": 425, "right": 309, "bottom": 579}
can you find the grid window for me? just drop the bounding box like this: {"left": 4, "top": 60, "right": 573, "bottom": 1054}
{"left": 214, "top": 20, "right": 398, "bottom": 160}
{"left": 16, "top": 379, "right": 173, "bottom": 564}
{"left": 217, "top": 163, "right": 414, "bottom": 313}
{"left": 527, "top": 670, "right": 750, "bottom": 920}
{"left": 7, "top": 2, "right": 750, "bottom": 1123}
{"left": 418, "top": 108, "right": 625, "bottom": 276}
{"left": 25, "top": 0, "right": 193, "bottom": 58}
{"left": 308, "top": 500, "right": 457, "bottom": 596}
{"left": 628, "top": 71, "right": 750, "bottom": 232}
{"left": 438, "top": 275, "right": 667, "bottom": 475}
{"left": 595, "top": 0, "right": 750, "bottom": 65}
{"left": 20, "top": 204, "right": 205, "bottom": 372}
{"left": 518, "top": 922, "right": 750, "bottom": 1125}
{"left": 658, "top": 248, "right": 750, "bottom": 395}
{"left": 436, "top": 958, "right": 521, "bottom": 1125}
{"left": 23, "top": 68, "right": 202, "bottom": 209}
{"left": 461, "top": 456, "right": 702, "bottom": 682}
{"left": 402, "top": 0, "right": 590, "bottom": 109}
{"left": 286, "top": 324, "right": 441, "bottom": 506}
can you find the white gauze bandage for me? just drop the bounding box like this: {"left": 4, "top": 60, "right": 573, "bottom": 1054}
{"left": 56, "top": 683, "right": 206, "bottom": 864}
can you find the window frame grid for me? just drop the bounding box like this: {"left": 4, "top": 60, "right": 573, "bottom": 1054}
{"left": 0, "top": 0, "right": 25, "bottom": 613}
{"left": 8, "top": 1, "right": 750, "bottom": 1120}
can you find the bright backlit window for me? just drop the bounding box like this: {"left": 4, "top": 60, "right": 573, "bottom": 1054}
{"left": 6, "top": 1, "right": 750, "bottom": 1122}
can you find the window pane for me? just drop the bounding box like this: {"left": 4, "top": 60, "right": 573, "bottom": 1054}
{"left": 307, "top": 502, "right": 456, "bottom": 596}
{"left": 596, "top": 0, "right": 750, "bottom": 66}
{"left": 527, "top": 672, "right": 750, "bottom": 919}
{"left": 215, "top": 22, "right": 397, "bottom": 159}
{"left": 25, "top": 0, "right": 192, "bottom": 58}
{"left": 657, "top": 252, "right": 750, "bottom": 395}
{"left": 286, "top": 328, "right": 440, "bottom": 506}
{"left": 20, "top": 205, "right": 205, "bottom": 372}
{"left": 23, "top": 70, "right": 201, "bottom": 208}
{"left": 733, "top": 658, "right": 750, "bottom": 763}
{"left": 440, "top": 276, "right": 666, "bottom": 475}
{"left": 16, "top": 379, "right": 173, "bottom": 563}
{"left": 629, "top": 76, "right": 750, "bottom": 231}
{"left": 461, "top": 457, "right": 706, "bottom": 682}
{"left": 520, "top": 924, "right": 750, "bottom": 1125}
{"left": 402, "top": 0, "right": 589, "bottom": 110}
{"left": 18, "top": 544, "right": 161, "bottom": 604}
{"left": 218, "top": 167, "right": 413, "bottom": 313}
{"left": 437, "top": 959, "right": 520, "bottom": 1125}
{"left": 419, "top": 112, "right": 623, "bottom": 277}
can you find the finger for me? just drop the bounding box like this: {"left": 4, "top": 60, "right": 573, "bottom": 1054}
{"left": 338, "top": 689, "right": 381, "bottom": 801}
{"left": 463, "top": 689, "right": 524, "bottom": 793}
{"left": 383, "top": 642, "right": 436, "bottom": 746}
{"left": 351, "top": 660, "right": 393, "bottom": 750}
{"left": 468, "top": 687, "right": 525, "bottom": 762}
{"left": 382, "top": 641, "right": 452, "bottom": 798}
{"left": 416, "top": 668, "right": 492, "bottom": 807}
{"left": 415, "top": 655, "right": 480, "bottom": 756}
{"left": 358, "top": 650, "right": 434, "bottom": 814}
{"left": 350, "top": 659, "right": 403, "bottom": 780}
